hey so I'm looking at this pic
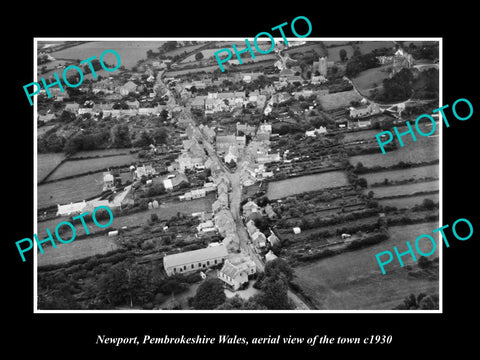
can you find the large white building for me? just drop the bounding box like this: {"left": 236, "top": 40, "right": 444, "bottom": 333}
{"left": 163, "top": 244, "right": 228, "bottom": 276}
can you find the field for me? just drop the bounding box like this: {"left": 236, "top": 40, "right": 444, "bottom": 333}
{"left": 366, "top": 180, "right": 439, "bottom": 198}
{"left": 349, "top": 132, "right": 439, "bottom": 168}
{"left": 37, "top": 153, "right": 66, "bottom": 183}
{"left": 36, "top": 194, "right": 215, "bottom": 239}
{"left": 37, "top": 235, "right": 119, "bottom": 267}
{"left": 378, "top": 193, "right": 439, "bottom": 209}
{"left": 37, "top": 124, "right": 56, "bottom": 137}
{"left": 362, "top": 164, "right": 439, "bottom": 185}
{"left": 292, "top": 221, "right": 440, "bottom": 310}
{"left": 267, "top": 171, "right": 348, "bottom": 200}
{"left": 351, "top": 65, "right": 392, "bottom": 97}
{"left": 325, "top": 44, "right": 354, "bottom": 62}
{"left": 50, "top": 41, "right": 165, "bottom": 69}
{"left": 342, "top": 129, "right": 379, "bottom": 143}
{"left": 317, "top": 90, "right": 362, "bottom": 111}
{"left": 47, "top": 153, "right": 138, "bottom": 181}
{"left": 37, "top": 173, "right": 104, "bottom": 209}
{"left": 181, "top": 42, "right": 276, "bottom": 63}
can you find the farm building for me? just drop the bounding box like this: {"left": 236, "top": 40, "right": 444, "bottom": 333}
{"left": 163, "top": 244, "right": 228, "bottom": 276}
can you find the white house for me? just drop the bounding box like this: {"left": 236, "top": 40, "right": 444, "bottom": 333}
{"left": 217, "top": 258, "right": 256, "bottom": 291}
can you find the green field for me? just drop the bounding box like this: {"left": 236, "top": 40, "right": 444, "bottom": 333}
{"left": 350, "top": 132, "right": 439, "bottom": 168}
{"left": 293, "top": 222, "right": 440, "bottom": 310}
{"left": 378, "top": 193, "right": 439, "bottom": 209}
{"left": 37, "top": 234, "right": 119, "bottom": 267}
{"left": 362, "top": 164, "right": 439, "bottom": 185}
{"left": 37, "top": 153, "right": 66, "bottom": 183}
{"left": 366, "top": 180, "right": 438, "bottom": 198}
{"left": 267, "top": 171, "right": 349, "bottom": 200}
{"left": 37, "top": 173, "right": 104, "bottom": 209}
{"left": 351, "top": 65, "right": 392, "bottom": 97}
{"left": 47, "top": 153, "right": 138, "bottom": 181}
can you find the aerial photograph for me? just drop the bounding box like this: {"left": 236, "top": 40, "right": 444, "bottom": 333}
{"left": 35, "top": 38, "right": 440, "bottom": 311}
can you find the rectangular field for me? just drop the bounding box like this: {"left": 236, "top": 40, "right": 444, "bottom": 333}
{"left": 267, "top": 171, "right": 348, "bottom": 200}
{"left": 48, "top": 153, "right": 138, "bottom": 181}
{"left": 292, "top": 221, "right": 440, "bottom": 310}
{"left": 37, "top": 173, "right": 104, "bottom": 209}
{"left": 362, "top": 164, "right": 439, "bottom": 185}
{"left": 366, "top": 180, "right": 439, "bottom": 198}
{"left": 37, "top": 153, "right": 66, "bottom": 183}
{"left": 37, "top": 235, "right": 119, "bottom": 267}
{"left": 378, "top": 193, "right": 439, "bottom": 209}
{"left": 349, "top": 133, "right": 439, "bottom": 168}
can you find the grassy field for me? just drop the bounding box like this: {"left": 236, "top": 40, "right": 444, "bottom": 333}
{"left": 292, "top": 221, "right": 440, "bottom": 310}
{"left": 37, "top": 173, "right": 104, "bottom": 209}
{"left": 349, "top": 132, "right": 439, "bottom": 168}
{"left": 37, "top": 153, "right": 66, "bottom": 183}
{"left": 37, "top": 235, "right": 119, "bottom": 267}
{"left": 317, "top": 90, "right": 362, "bottom": 111}
{"left": 351, "top": 65, "right": 392, "bottom": 96}
{"left": 325, "top": 44, "right": 354, "bottom": 62}
{"left": 342, "top": 129, "right": 379, "bottom": 143}
{"left": 378, "top": 193, "right": 439, "bottom": 209}
{"left": 267, "top": 171, "right": 349, "bottom": 200}
{"left": 362, "top": 164, "right": 439, "bottom": 185}
{"left": 366, "top": 180, "right": 439, "bottom": 198}
{"left": 47, "top": 153, "right": 138, "bottom": 181}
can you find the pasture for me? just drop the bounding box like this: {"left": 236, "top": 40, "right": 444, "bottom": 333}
{"left": 292, "top": 221, "right": 439, "bottom": 310}
{"left": 267, "top": 171, "right": 349, "bottom": 200}
{"left": 365, "top": 180, "right": 439, "bottom": 198}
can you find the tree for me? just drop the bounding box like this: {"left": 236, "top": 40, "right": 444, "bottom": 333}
{"left": 357, "top": 178, "right": 368, "bottom": 188}
{"left": 339, "top": 48, "right": 347, "bottom": 62}
{"left": 422, "top": 198, "right": 436, "bottom": 210}
{"left": 153, "top": 127, "right": 168, "bottom": 145}
{"left": 111, "top": 124, "right": 131, "bottom": 148}
{"left": 191, "top": 278, "right": 226, "bottom": 309}
{"left": 418, "top": 256, "right": 432, "bottom": 269}
{"left": 195, "top": 52, "right": 204, "bottom": 61}
{"left": 98, "top": 260, "right": 154, "bottom": 307}
{"left": 256, "top": 277, "right": 292, "bottom": 310}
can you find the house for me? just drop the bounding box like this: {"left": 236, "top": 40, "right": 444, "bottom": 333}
{"left": 265, "top": 250, "right": 278, "bottom": 262}
{"left": 163, "top": 244, "right": 229, "bottom": 276}
{"left": 180, "top": 188, "right": 206, "bottom": 201}
{"left": 267, "top": 231, "right": 280, "bottom": 246}
{"left": 279, "top": 68, "right": 301, "bottom": 83}
{"left": 103, "top": 172, "right": 115, "bottom": 192}
{"left": 242, "top": 200, "right": 259, "bottom": 217}
{"left": 118, "top": 81, "right": 138, "bottom": 95}
{"left": 134, "top": 164, "right": 156, "bottom": 179}
{"left": 126, "top": 100, "right": 140, "bottom": 109}
{"left": 251, "top": 231, "right": 267, "bottom": 249}
{"left": 56, "top": 200, "right": 87, "bottom": 216}
{"left": 293, "top": 227, "right": 302, "bottom": 234}
{"left": 223, "top": 231, "right": 240, "bottom": 252}
{"left": 246, "top": 219, "right": 258, "bottom": 236}
{"left": 39, "top": 113, "right": 56, "bottom": 123}
{"left": 214, "top": 209, "right": 236, "bottom": 236}
{"left": 236, "top": 122, "right": 256, "bottom": 136}
{"left": 64, "top": 103, "right": 80, "bottom": 114}
{"left": 217, "top": 258, "right": 256, "bottom": 291}
{"left": 191, "top": 96, "right": 206, "bottom": 110}
{"left": 349, "top": 103, "right": 381, "bottom": 119}
{"left": 305, "top": 126, "right": 327, "bottom": 137}
{"left": 264, "top": 204, "right": 277, "bottom": 220}
{"left": 163, "top": 173, "right": 189, "bottom": 190}
{"left": 178, "top": 153, "right": 205, "bottom": 172}
{"left": 196, "top": 220, "right": 216, "bottom": 233}
{"left": 216, "top": 135, "right": 237, "bottom": 152}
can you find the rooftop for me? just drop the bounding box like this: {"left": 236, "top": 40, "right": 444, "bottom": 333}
{"left": 164, "top": 244, "right": 228, "bottom": 268}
